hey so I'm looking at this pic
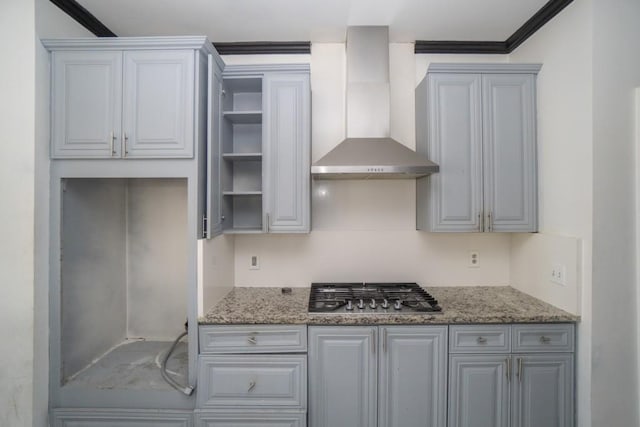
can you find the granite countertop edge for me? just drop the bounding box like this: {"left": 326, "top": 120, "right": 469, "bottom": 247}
{"left": 199, "top": 286, "right": 580, "bottom": 325}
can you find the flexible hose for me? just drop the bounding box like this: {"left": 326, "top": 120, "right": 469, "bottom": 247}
{"left": 161, "top": 330, "right": 195, "bottom": 396}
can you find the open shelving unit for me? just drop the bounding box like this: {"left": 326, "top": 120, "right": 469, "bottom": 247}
{"left": 220, "top": 76, "right": 265, "bottom": 233}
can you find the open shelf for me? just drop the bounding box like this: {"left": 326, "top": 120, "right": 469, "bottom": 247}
{"left": 223, "top": 111, "right": 262, "bottom": 124}
{"left": 220, "top": 75, "right": 265, "bottom": 234}
{"left": 223, "top": 152, "right": 262, "bottom": 162}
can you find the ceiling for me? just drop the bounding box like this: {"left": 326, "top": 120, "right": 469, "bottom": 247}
{"left": 75, "top": 0, "right": 549, "bottom": 43}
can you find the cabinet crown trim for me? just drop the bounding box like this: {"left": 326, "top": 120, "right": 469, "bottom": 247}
{"left": 42, "top": 36, "right": 217, "bottom": 55}
{"left": 223, "top": 64, "right": 310, "bottom": 76}
{"left": 427, "top": 63, "right": 542, "bottom": 74}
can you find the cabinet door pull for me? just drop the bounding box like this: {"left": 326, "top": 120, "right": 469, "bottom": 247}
{"left": 382, "top": 328, "right": 387, "bottom": 353}
{"left": 517, "top": 357, "right": 523, "bottom": 383}
{"left": 248, "top": 380, "right": 256, "bottom": 392}
{"left": 476, "top": 336, "right": 487, "bottom": 344}
{"left": 539, "top": 335, "right": 551, "bottom": 344}
{"left": 371, "top": 330, "right": 376, "bottom": 354}
{"left": 265, "top": 213, "right": 270, "bottom": 233}
{"left": 122, "top": 132, "right": 129, "bottom": 157}
{"left": 478, "top": 213, "right": 482, "bottom": 232}
{"left": 488, "top": 211, "right": 493, "bottom": 232}
{"left": 506, "top": 357, "right": 511, "bottom": 381}
{"left": 247, "top": 335, "right": 257, "bottom": 345}
{"left": 110, "top": 131, "right": 117, "bottom": 156}
{"left": 481, "top": 211, "right": 485, "bottom": 232}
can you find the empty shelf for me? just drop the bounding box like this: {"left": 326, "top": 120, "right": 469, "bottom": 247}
{"left": 223, "top": 111, "right": 262, "bottom": 124}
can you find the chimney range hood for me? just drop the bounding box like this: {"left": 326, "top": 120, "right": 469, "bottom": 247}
{"left": 311, "top": 26, "right": 438, "bottom": 180}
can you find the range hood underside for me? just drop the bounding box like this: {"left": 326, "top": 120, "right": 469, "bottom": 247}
{"left": 311, "top": 138, "right": 439, "bottom": 180}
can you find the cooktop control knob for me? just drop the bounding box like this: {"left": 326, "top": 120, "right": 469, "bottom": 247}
{"left": 369, "top": 298, "right": 377, "bottom": 309}
{"left": 357, "top": 299, "right": 365, "bottom": 309}
{"left": 346, "top": 300, "right": 354, "bottom": 310}
{"left": 394, "top": 300, "right": 403, "bottom": 310}
{"left": 381, "top": 299, "right": 389, "bottom": 309}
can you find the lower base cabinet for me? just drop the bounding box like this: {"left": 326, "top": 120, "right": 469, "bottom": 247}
{"left": 308, "top": 325, "right": 447, "bottom": 427}
{"left": 448, "top": 324, "right": 575, "bottom": 427}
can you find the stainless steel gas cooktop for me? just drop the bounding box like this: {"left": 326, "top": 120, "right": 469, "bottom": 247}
{"left": 308, "top": 282, "right": 442, "bottom": 314}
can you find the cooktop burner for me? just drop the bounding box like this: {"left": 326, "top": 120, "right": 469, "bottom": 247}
{"left": 308, "top": 282, "right": 442, "bottom": 314}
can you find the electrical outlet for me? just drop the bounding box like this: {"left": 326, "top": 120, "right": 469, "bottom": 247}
{"left": 550, "top": 264, "right": 566, "bottom": 286}
{"left": 249, "top": 255, "right": 260, "bottom": 270}
{"left": 468, "top": 251, "right": 480, "bottom": 268}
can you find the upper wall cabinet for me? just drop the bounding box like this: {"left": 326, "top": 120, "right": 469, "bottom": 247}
{"left": 214, "top": 65, "right": 310, "bottom": 235}
{"left": 46, "top": 38, "right": 216, "bottom": 159}
{"left": 416, "top": 64, "right": 541, "bottom": 233}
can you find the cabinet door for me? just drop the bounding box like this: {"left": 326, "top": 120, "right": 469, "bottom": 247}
{"left": 51, "top": 51, "right": 122, "bottom": 158}
{"left": 417, "top": 73, "right": 483, "bottom": 232}
{"left": 378, "top": 326, "right": 447, "bottom": 427}
{"left": 448, "top": 355, "right": 510, "bottom": 427}
{"left": 308, "top": 326, "right": 377, "bottom": 427}
{"left": 206, "top": 55, "right": 223, "bottom": 238}
{"left": 511, "top": 354, "right": 574, "bottom": 427}
{"left": 263, "top": 73, "right": 310, "bottom": 233}
{"left": 482, "top": 74, "right": 537, "bottom": 232}
{"left": 123, "top": 50, "right": 194, "bottom": 158}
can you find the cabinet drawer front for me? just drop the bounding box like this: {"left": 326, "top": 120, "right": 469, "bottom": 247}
{"left": 195, "top": 411, "right": 306, "bottom": 427}
{"left": 197, "top": 355, "right": 307, "bottom": 409}
{"left": 450, "top": 325, "right": 511, "bottom": 353}
{"left": 199, "top": 325, "right": 307, "bottom": 353}
{"left": 52, "top": 409, "right": 191, "bottom": 427}
{"left": 512, "top": 324, "right": 574, "bottom": 352}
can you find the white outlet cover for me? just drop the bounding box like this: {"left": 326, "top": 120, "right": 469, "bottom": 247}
{"left": 468, "top": 251, "right": 480, "bottom": 268}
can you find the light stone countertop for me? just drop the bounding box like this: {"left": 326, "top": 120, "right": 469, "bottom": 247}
{"left": 199, "top": 286, "right": 579, "bottom": 325}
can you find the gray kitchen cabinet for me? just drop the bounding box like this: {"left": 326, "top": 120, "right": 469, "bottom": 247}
{"left": 378, "top": 326, "right": 447, "bottom": 427}
{"left": 448, "top": 324, "right": 575, "bottom": 427}
{"left": 197, "top": 324, "right": 307, "bottom": 427}
{"left": 416, "top": 64, "right": 541, "bottom": 233}
{"left": 449, "top": 355, "right": 510, "bottom": 427}
{"left": 50, "top": 42, "right": 199, "bottom": 159}
{"left": 264, "top": 73, "right": 311, "bottom": 233}
{"left": 511, "top": 354, "right": 574, "bottom": 427}
{"left": 219, "top": 65, "right": 310, "bottom": 234}
{"left": 308, "top": 325, "right": 446, "bottom": 427}
{"left": 308, "top": 326, "right": 377, "bottom": 427}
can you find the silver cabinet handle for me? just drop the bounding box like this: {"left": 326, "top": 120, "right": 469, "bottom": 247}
{"left": 247, "top": 335, "right": 257, "bottom": 345}
{"left": 478, "top": 213, "right": 482, "bottom": 232}
{"left": 539, "top": 335, "right": 551, "bottom": 344}
{"left": 506, "top": 357, "right": 511, "bottom": 381}
{"left": 382, "top": 328, "right": 387, "bottom": 353}
{"left": 481, "top": 211, "right": 485, "bottom": 232}
{"left": 371, "top": 330, "right": 376, "bottom": 354}
{"left": 488, "top": 211, "right": 493, "bottom": 232}
{"left": 517, "top": 357, "right": 523, "bottom": 383}
{"left": 265, "top": 213, "right": 270, "bottom": 233}
{"left": 110, "top": 131, "right": 117, "bottom": 156}
{"left": 476, "top": 336, "right": 487, "bottom": 344}
{"left": 122, "top": 132, "right": 129, "bottom": 157}
{"left": 248, "top": 380, "right": 256, "bottom": 392}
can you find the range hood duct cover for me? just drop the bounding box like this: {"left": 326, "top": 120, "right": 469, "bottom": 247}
{"left": 312, "top": 26, "right": 438, "bottom": 180}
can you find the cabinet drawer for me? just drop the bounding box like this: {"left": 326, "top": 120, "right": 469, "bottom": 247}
{"left": 197, "top": 355, "right": 307, "bottom": 409}
{"left": 512, "top": 324, "right": 574, "bottom": 352}
{"left": 195, "top": 411, "right": 306, "bottom": 427}
{"left": 199, "top": 325, "right": 307, "bottom": 353}
{"left": 52, "top": 409, "right": 191, "bottom": 426}
{"left": 449, "top": 325, "right": 511, "bottom": 353}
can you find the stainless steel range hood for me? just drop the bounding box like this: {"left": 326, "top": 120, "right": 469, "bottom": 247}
{"left": 311, "top": 26, "right": 438, "bottom": 180}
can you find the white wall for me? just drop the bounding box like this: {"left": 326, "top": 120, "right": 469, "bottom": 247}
{"left": 591, "top": 0, "right": 640, "bottom": 425}
{"left": 230, "top": 44, "right": 514, "bottom": 287}
{"left": 507, "top": 2, "right": 593, "bottom": 425}
{"left": 0, "top": 1, "right": 36, "bottom": 425}
{"left": 33, "top": 1, "right": 93, "bottom": 425}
